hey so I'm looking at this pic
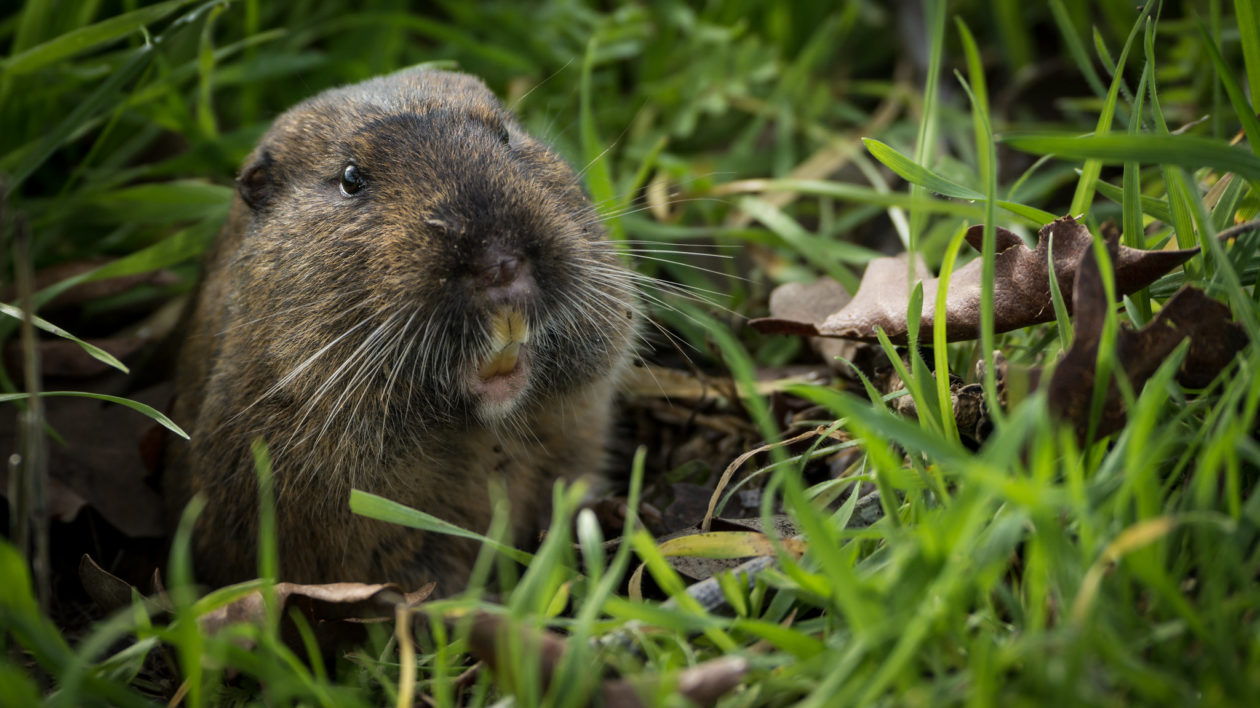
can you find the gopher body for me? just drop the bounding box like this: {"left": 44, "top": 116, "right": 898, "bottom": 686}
{"left": 165, "top": 68, "right": 638, "bottom": 594}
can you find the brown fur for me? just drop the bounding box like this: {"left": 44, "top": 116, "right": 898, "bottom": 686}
{"left": 164, "top": 69, "right": 638, "bottom": 595}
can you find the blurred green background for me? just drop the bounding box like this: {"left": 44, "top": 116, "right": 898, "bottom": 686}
{"left": 5, "top": 0, "right": 1246, "bottom": 331}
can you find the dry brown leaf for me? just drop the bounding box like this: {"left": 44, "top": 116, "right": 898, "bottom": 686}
{"left": 198, "top": 580, "right": 434, "bottom": 635}
{"left": 1152, "top": 289, "right": 1251, "bottom": 389}
{"left": 79, "top": 554, "right": 434, "bottom": 657}
{"left": 752, "top": 216, "right": 1198, "bottom": 343}
{"left": 767, "top": 277, "right": 864, "bottom": 375}
{"left": 1045, "top": 241, "right": 1247, "bottom": 441}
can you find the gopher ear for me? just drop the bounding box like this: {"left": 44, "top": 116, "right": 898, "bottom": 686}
{"left": 237, "top": 150, "right": 275, "bottom": 210}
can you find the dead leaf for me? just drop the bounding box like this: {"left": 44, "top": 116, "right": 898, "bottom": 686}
{"left": 663, "top": 482, "right": 719, "bottom": 533}
{"left": 751, "top": 216, "right": 1198, "bottom": 343}
{"left": 767, "top": 277, "right": 863, "bottom": 374}
{"left": 1153, "top": 289, "right": 1251, "bottom": 389}
{"left": 1045, "top": 242, "right": 1247, "bottom": 441}
{"left": 81, "top": 555, "right": 437, "bottom": 633}
{"left": 80, "top": 554, "right": 143, "bottom": 614}
{"left": 198, "top": 581, "right": 434, "bottom": 635}
{"left": 0, "top": 471, "right": 89, "bottom": 524}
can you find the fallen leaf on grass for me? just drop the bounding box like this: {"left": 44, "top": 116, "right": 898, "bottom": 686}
{"left": 466, "top": 612, "right": 748, "bottom": 707}
{"left": 1045, "top": 242, "right": 1248, "bottom": 441}
{"left": 198, "top": 580, "right": 434, "bottom": 635}
{"left": 663, "top": 529, "right": 805, "bottom": 588}
{"left": 766, "top": 277, "right": 863, "bottom": 374}
{"left": 80, "top": 552, "right": 435, "bottom": 628}
{"left": 752, "top": 216, "right": 1198, "bottom": 343}
{"left": 629, "top": 527, "right": 807, "bottom": 601}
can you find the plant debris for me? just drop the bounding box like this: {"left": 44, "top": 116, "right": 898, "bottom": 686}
{"left": 197, "top": 580, "right": 434, "bottom": 636}
{"left": 751, "top": 216, "right": 1199, "bottom": 343}
{"left": 1043, "top": 241, "right": 1247, "bottom": 441}
{"left": 79, "top": 551, "right": 435, "bottom": 654}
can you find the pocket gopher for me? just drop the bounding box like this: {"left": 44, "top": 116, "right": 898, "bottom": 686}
{"left": 164, "top": 68, "right": 639, "bottom": 594}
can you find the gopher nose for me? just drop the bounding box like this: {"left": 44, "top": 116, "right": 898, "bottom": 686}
{"left": 479, "top": 254, "right": 521, "bottom": 287}
{"left": 471, "top": 250, "right": 534, "bottom": 304}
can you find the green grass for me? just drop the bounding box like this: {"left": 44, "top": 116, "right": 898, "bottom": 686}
{"left": 3, "top": 0, "right": 1260, "bottom": 705}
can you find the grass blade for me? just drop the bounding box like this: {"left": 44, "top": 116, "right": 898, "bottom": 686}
{"left": 0, "top": 0, "right": 196, "bottom": 75}
{"left": 1196, "top": 15, "right": 1260, "bottom": 157}
{"left": 349, "top": 490, "right": 533, "bottom": 565}
{"left": 1238, "top": 0, "right": 1260, "bottom": 111}
{"left": 0, "top": 304, "right": 129, "bottom": 374}
{"left": 1049, "top": 0, "right": 1108, "bottom": 99}
{"left": 1066, "top": 1, "right": 1152, "bottom": 217}
{"left": 907, "top": 0, "right": 947, "bottom": 262}
{"left": 863, "top": 138, "right": 1055, "bottom": 224}
{"left": 0, "top": 391, "right": 186, "bottom": 438}
{"left": 579, "top": 36, "right": 620, "bottom": 241}
{"left": 1003, "top": 133, "right": 1260, "bottom": 185}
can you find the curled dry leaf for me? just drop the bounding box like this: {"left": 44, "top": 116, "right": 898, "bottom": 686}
{"left": 752, "top": 216, "right": 1199, "bottom": 343}
{"left": 79, "top": 553, "right": 435, "bottom": 658}
{"left": 198, "top": 580, "right": 434, "bottom": 636}
{"left": 1046, "top": 241, "right": 1248, "bottom": 442}
{"left": 80, "top": 555, "right": 435, "bottom": 632}
{"left": 766, "top": 277, "right": 862, "bottom": 374}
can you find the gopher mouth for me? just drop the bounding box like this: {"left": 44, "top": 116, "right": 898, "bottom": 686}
{"left": 472, "top": 307, "right": 531, "bottom": 412}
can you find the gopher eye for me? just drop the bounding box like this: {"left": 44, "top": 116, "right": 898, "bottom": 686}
{"left": 499, "top": 124, "right": 511, "bottom": 145}
{"left": 340, "top": 164, "right": 364, "bottom": 197}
